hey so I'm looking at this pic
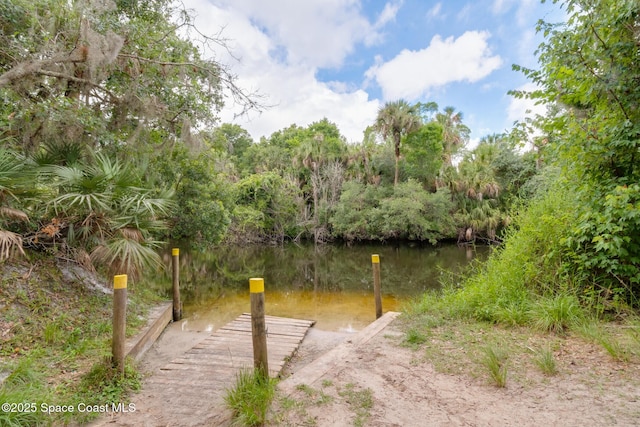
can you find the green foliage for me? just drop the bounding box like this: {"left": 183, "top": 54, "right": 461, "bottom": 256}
{"left": 153, "top": 146, "right": 231, "bottom": 246}
{"left": 448, "top": 135, "right": 537, "bottom": 242}
{"left": 0, "top": 358, "right": 50, "bottom": 427}
{"left": 533, "top": 345, "right": 558, "bottom": 376}
{"left": 0, "top": 148, "right": 32, "bottom": 260}
{"left": 209, "top": 123, "right": 254, "bottom": 158}
{"left": 563, "top": 184, "right": 640, "bottom": 306}
{"left": 436, "top": 106, "right": 470, "bottom": 167}
{"left": 403, "top": 328, "right": 428, "bottom": 348}
{"left": 482, "top": 345, "right": 508, "bottom": 387}
{"left": 91, "top": 236, "right": 163, "bottom": 279}
{"left": 530, "top": 294, "right": 584, "bottom": 334}
{"left": 440, "top": 184, "right": 577, "bottom": 323}
{"left": 0, "top": 260, "right": 156, "bottom": 425}
{"left": 375, "top": 100, "right": 422, "bottom": 185}
{"left": 230, "top": 172, "right": 302, "bottom": 243}
{"left": 401, "top": 122, "right": 443, "bottom": 187}
{"left": 0, "top": 0, "right": 242, "bottom": 154}
{"left": 77, "top": 360, "right": 141, "bottom": 404}
{"left": 508, "top": 0, "right": 640, "bottom": 307}
{"left": 40, "top": 150, "right": 172, "bottom": 278}
{"left": 225, "top": 369, "right": 276, "bottom": 427}
{"left": 330, "top": 181, "right": 455, "bottom": 243}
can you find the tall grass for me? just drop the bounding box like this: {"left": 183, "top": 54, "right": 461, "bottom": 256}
{"left": 225, "top": 369, "right": 276, "bottom": 426}
{"left": 409, "top": 183, "right": 583, "bottom": 328}
{"left": 481, "top": 345, "right": 508, "bottom": 387}
{"left": 578, "top": 323, "right": 632, "bottom": 362}
{"left": 530, "top": 294, "right": 584, "bottom": 333}
{"left": 533, "top": 346, "right": 558, "bottom": 375}
{"left": 0, "top": 358, "right": 49, "bottom": 427}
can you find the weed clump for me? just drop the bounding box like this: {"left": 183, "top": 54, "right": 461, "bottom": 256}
{"left": 225, "top": 369, "right": 276, "bottom": 427}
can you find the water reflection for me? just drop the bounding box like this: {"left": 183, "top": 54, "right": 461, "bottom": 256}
{"left": 154, "top": 243, "right": 489, "bottom": 332}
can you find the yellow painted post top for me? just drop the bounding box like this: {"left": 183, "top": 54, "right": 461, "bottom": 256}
{"left": 172, "top": 248, "right": 179, "bottom": 256}
{"left": 372, "top": 254, "right": 380, "bottom": 264}
{"left": 114, "top": 274, "right": 128, "bottom": 289}
{"left": 250, "top": 278, "right": 265, "bottom": 293}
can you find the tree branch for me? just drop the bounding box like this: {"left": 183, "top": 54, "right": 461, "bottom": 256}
{"left": 117, "top": 53, "right": 266, "bottom": 115}
{"left": 34, "top": 70, "right": 117, "bottom": 101}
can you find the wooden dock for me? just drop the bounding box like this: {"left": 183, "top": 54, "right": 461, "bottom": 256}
{"left": 156, "top": 313, "right": 315, "bottom": 379}
{"left": 92, "top": 313, "right": 315, "bottom": 426}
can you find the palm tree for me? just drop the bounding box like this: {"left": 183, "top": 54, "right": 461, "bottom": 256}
{"left": 44, "top": 151, "right": 174, "bottom": 279}
{"left": 436, "top": 106, "right": 470, "bottom": 167}
{"left": 0, "top": 149, "right": 31, "bottom": 261}
{"left": 375, "top": 100, "right": 422, "bottom": 186}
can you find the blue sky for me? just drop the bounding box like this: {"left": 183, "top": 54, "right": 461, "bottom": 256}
{"left": 183, "top": 0, "right": 563, "bottom": 144}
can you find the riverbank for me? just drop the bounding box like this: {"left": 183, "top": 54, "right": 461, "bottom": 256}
{"left": 4, "top": 254, "right": 639, "bottom": 426}
{"left": 0, "top": 256, "right": 164, "bottom": 426}
{"left": 269, "top": 315, "right": 640, "bottom": 426}
{"left": 131, "top": 309, "right": 640, "bottom": 426}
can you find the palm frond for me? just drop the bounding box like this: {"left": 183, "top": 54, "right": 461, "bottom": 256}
{"left": 0, "top": 229, "right": 25, "bottom": 261}
{"left": 0, "top": 207, "right": 29, "bottom": 222}
{"left": 0, "top": 149, "right": 33, "bottom": 201}
{"left": 90, "top": 237, "right": 163, "bottom": 281}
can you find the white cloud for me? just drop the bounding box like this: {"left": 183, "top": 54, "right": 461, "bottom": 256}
{"left": 366, "top": 31, "right": 502, "bottom": 101}
{"left": 206, "top": 0, "right": 387, "bottom": 68}
{"left": 506, "top": 82, "right": 546, "bottom": 125}
{"left": 227, "top": 61, "right": 380, "bottom": 142}
{"left": 515, "top": 0, "right": 538, "bottom": 27}
{"left": 376, "top": 0, "right": 403, "bottom": 27}
{"left": 181, "top": 0, "right": 382, "bottom": 142}
{"left": 456, "top": 4, "right": 472, "bottom": 22}
{"left": 491, "top": 0, "right": 514, "bottom": 15}
{"left": 426, "top": 2, "right": 442, "bottom": 20}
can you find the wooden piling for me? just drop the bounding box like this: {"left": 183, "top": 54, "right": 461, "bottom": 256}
{"left": 112, "top": 274, "right": 127, "bottom": 375}
{"left": 172, "top": 248, "right": 182, "bottom": 321}
{"left": 250, "top": 278, "right": 269, "bottom": 376}
{"left": 372, "top": 254, "right": 382, "bottom": 319}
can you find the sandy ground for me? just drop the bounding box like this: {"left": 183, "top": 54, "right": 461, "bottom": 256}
{"left": 92, "top": 317, "right": 640, "bottom": 427}
{"left": 272, "top": 322, "right": 640, "bottom": 427}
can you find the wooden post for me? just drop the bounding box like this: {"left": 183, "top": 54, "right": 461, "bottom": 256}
{"left": 172, "top": 248, "right": 182, "bottom": 321}
{"left": 112, "top": 274, "right": 127, "bottom": 375}
{"left": 372, "top": 254, "right": 382, "bottom": 319}
{"left": 250, "top": 278, "right": 269, "bottom": 377}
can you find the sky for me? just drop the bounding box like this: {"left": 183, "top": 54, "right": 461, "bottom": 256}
{"left": 182, "top": 0, "right": 563, "bottom": 144}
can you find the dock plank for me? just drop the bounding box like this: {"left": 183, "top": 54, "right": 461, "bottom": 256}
{"left": 153, "top": 316, "right": 308, "bottom": 395}
{"left": 90, "top": 313, "right": 314, "bottom": 426}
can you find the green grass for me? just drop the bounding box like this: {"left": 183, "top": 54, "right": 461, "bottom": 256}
{"left": 0, "top": 254, "right": 165, "bottom": 425}
{"left": 0, "top": 358, "right": 50, "bottom": 427}
{"left": 481, "top": 345, "right": 508, "bottom": 388}
{"left": 225, "top": 369, "right": 277, "bottom": 427}
{"left": 338, "top": 383, "right": 373, "bottom": 427}
{"left": 403, "top": 327, "right": 428, "bottom": 348}
{"left": 295, "top": 384, "right": 333, "bottom": 405}
{"left": 530, "top": 294, "right": 584, "bottom": 334}
{"left": 533, "top": 346, "right": 558, "bottom": 376}
{"left": 578, "top": 322, "right": 632, "bottom": 362}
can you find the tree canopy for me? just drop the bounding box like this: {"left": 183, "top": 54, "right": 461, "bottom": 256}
{"left": 0, "top": 0, "right": 259, "bottom": 155}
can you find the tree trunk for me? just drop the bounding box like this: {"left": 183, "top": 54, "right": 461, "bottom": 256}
{"left": 394, "top": 154, "right": 399, "bottom": 186}
{"left": 394, "top": 134, "right": 401, "bottom": 186}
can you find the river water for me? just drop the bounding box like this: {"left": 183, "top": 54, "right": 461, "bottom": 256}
{"left": 155, "top": 243, "right": 489, "bottom": 333}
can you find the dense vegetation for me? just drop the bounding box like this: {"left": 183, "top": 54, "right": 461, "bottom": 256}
{"left": 0, "top": 2, "right": 541, "bottom": 287}
{"left": 1, "top": 0, "right": 639, "bottom": 423}
{"left": 414, "top": 0, "right": 640, "bottom": 321}
{"left": 0, "top": 1, "right": 638, "bottom": 305}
